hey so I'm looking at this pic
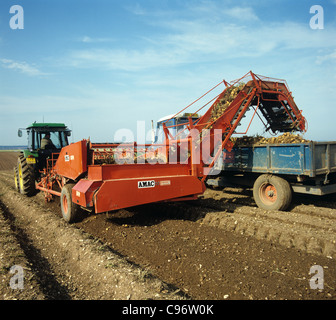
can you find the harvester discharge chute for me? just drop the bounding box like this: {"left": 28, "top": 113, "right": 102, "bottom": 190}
{"left": 180, "top": 71, "right": 306, "bottom": 179}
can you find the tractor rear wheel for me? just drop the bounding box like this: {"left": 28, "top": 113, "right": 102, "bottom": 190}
{"left": 17, "top": 155, "right": 36, "bottom": 196}
{"left": 60, "top": 183, "right": 80, "bottom": 223}
{"left": 253, "top": 174, "right": 292, "bottom": 211}
{"left": 14, "top": 166, "right": 19, "bottom": 192}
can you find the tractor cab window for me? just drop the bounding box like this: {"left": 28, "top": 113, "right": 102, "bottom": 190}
{"left": 50, "top": 132, "right": 61, "bottom": 149}
{"left": 155, "top": 119, "right": 175, "bottom": 144}
{"left": 176, "top": 118, "right": 190, "bottom": 139}
{"left": 154, "top": 117, "right": 199, "bottom": 144}
{"left": 39, "top": 131, "right": 68, "bottom": 150}
{"left": 27, "top": 129, "right": 41, "bottom": 150}
{"left": 34, "top": 132, "right": 41, "bottom": 149}
{"left": 155, "top": 123, "right": 164, "bottom": 144}
{"left": 27, "top": 129, "right": 33, "bottom": 150}
{"left": 60, "top": 131, "right": 69, "bottom": 147}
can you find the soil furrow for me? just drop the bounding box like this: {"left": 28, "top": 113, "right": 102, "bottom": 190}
{"left": 177, "top": 197, "right": 336, "bottom": 256}
{"left": 0, "top": 175, "right": 187, "bottom": 300}
{"left": 200, "top": 189, "right": 336, "bottom": 218}
{"left": 0, "top": 200, "right": 72, "bottom": 299}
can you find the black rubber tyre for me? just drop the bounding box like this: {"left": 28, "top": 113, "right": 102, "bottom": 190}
{"left": 60, "top": 183, "right": 79, "bottom": 223}
{"left": 17, "top": 155, "right": 36, "bottom": 196}
{"left": 14, "top": 166, "right": 19, "bottom": 192}
{"left": 253, "top": 174, "right": 292, "bottom": 211}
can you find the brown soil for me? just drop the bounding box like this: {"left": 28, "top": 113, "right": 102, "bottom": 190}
{"left": 0, "top": 151, "right": 335, "bottom": 300}
{"left": 0, "top": 152, "right": 20, "bottom": 171}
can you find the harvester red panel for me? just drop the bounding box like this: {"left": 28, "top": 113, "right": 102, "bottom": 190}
{"left": 54, "top": 140, "right": 87, "bottom": 180}
{"left": 72, "top": 180, "right": 102, "bottom": 207}
{"left": 93, "top": 175, "right": 204, "bottom": 213}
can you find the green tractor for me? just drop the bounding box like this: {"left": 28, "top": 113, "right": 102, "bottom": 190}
{"left": 14, "top": 122, "right": 71, "bottom": 196}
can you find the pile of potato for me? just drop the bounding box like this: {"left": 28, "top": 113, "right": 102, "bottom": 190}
{"left": 211, "top": 83, "right": 245, "bottom": 122}
{"left": 231, "top": 132, "right": 310, "bottom": 147}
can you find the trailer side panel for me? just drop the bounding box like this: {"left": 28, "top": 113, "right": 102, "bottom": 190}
{"left": 222, "top": 142, "right": 336, "bottom": 177}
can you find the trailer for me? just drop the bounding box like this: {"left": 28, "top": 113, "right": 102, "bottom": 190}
{"left": 206, "top": 141, "right": 336, "bottom": 210}
{"left": 14, "top": 71, "right": 308, "bottom": 222}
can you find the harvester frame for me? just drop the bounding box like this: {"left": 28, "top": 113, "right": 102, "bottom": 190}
{"left": 19, "top": 71, "right": 307, "bottom": 222}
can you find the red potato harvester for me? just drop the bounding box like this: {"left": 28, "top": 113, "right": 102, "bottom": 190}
{"left": 33, "top": 71, "right": 306, "bottom": 222}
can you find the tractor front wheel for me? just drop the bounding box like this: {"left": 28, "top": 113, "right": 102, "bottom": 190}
{"left": 60, "top": 183, "right": 80, "bottom": 223}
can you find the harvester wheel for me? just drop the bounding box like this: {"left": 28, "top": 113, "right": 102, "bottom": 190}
{"left": 14, "top": 166, "right": 19, "bottom": 192}
{"left": 253, "top": 174, "right": 292, "bottom": 211}
{"left": 17, "top": 155, "right": 36, "bottom": 196}
{"left": 60, "top": 183, "right": 79, "bottom": 223}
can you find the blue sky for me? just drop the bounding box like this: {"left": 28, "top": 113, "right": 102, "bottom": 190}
{"left": 1, "top": 0, "right": 336, "bottom": 145}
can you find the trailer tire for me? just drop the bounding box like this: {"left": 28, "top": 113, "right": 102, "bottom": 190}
{"left": 60, "top": 183, "right": 79, "bottom": 223}
{"left": 253, "top": 174, "right": 292, "bottom": 211}
{"left": 17, "top": 155, "right": 36, "bottom": 196}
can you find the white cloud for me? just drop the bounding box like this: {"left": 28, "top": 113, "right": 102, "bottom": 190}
{"left": 127, "top": 3, "right": 146, "bottom": 16}
{"left": 58, "top": 0, "right": 336, "bottom": 73}
{"left": 63, "top": 17, "right": 336, "bottom": 73}
{"left": 79, "top": 36, "right": 115, "bottom": 43}
{"left": 143, "top": 1, "right": 259, "bottom": 22}
{"left": 0, "top": 58, "right": 45, "bottom": 76}
{"left": 224, "top": 7, "right": 259, "bottom": 21}
{"left": 67, "top": 48, "right": 181, "bottom": 71}
{"left": 316, "top": 49, "right": 336, "bottom": 64}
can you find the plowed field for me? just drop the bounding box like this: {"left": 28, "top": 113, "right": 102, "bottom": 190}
{"left": 0, "top": 151, "right": 335, "bottom": 301}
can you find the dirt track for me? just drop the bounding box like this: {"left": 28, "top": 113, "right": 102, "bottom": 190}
{"left": 0, "top": 152, "right": 19, "bottom": 171}
{"left": 0, "top": 152, "right": 335, "bottom": 300}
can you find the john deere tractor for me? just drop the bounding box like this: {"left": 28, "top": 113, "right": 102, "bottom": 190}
{"left": 14, "top": 122, "right": 71, "bottom": 196}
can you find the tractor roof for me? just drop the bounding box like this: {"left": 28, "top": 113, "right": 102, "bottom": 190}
{"left": 27, "top": 123, "right": 67, "bottom": 129}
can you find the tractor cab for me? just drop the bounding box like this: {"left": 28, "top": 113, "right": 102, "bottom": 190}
{"left": 19, "top": 122, "right": 71, "bottom": 152}
{"left": 154, "top": 113, "right": 200, "bottom": 144}
{"left": 18, "top": 122, "right": 71, "bottom": 171}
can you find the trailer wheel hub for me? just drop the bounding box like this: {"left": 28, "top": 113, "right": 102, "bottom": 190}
{"left": 259, "top": 183, "right": 277, "bottom": 204}
{"left": 62, "top": 195, "right": 68, "bottom": 214}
